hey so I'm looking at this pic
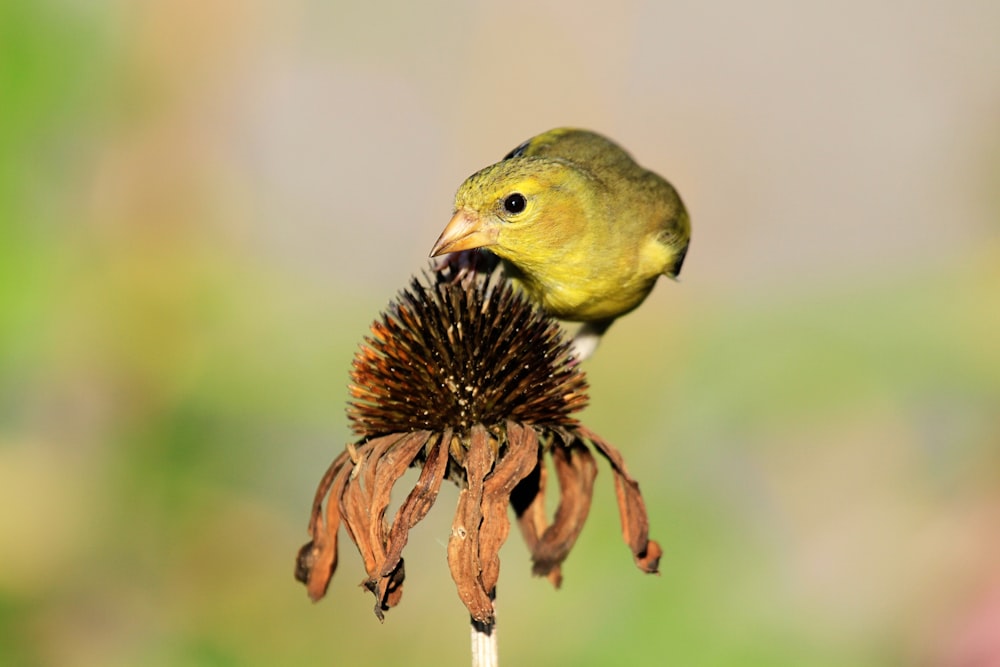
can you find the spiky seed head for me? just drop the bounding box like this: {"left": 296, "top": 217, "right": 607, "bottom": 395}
{"left": 347, "top": 267, "right": 588, "bottom": 438}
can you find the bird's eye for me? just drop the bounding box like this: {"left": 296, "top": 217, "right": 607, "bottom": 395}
{"left": 502, "top": 193, "right": 527, "bottom": 215}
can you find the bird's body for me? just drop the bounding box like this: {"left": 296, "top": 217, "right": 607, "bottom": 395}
{"left": 431, "top": 128, "right": 690, "bottom": 358}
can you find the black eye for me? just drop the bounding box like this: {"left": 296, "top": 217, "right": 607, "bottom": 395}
{"left": 502, "top": 193, "right": 527, "bottom": 214}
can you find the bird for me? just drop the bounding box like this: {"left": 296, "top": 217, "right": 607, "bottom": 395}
{"left": 429, "top": 127, "right": 690, "bottom": 360}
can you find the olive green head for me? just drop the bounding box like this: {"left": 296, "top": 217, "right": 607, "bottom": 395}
{"left": 430, "top": 156, "right": 595, "bottom": 271}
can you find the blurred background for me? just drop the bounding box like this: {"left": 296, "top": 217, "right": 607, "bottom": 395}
{"left": 1, "top": 0, "right": 998, "bottom": 665}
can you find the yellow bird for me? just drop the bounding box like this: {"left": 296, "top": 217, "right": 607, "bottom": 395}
{"left": 430, "top": 128, "right": 690, "bottom": 359}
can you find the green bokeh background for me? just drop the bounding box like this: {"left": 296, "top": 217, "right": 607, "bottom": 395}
{"left": 2, "top": 1, "right": 999, "bottom": 666}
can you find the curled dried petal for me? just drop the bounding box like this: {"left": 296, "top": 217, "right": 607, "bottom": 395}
{"left": 579, "top": 426, "right": 662, "bottom": 574}
{"left": 340, "top": 434, "right": 405, "bottom": 580}
{"left": 447, "top": 425, "right": 497, "bottom": 623}
{"left": 380, "top": 429, "right": 451, "bottom": 580}
{"left": 296, "top": 449, "right": 353, "bottom": 601}
{"left": 510, "top": 451, "right": 553, "bottom": 584}
{"left": 529, "top": 440, "right": 597, "bottom": 581}
{"left": 480, "top": 421, "right": 540, "bottom": 594}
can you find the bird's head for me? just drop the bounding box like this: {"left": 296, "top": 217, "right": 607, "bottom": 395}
{"left": 430, "top": 157, "right": 589, "bottom": 270}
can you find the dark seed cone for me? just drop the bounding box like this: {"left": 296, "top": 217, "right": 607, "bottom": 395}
{"left": 296, "top": 264, "right": 663, "bottom": 624}
{"left": 346, "top": 265, "right": 588, "bottom": 437}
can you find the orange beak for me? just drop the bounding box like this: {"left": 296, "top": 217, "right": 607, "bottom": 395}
{"left": 429, "top": 209, "right": 499, "bottom": 257}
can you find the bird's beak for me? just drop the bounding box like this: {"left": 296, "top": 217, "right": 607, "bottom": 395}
{"left": 429, "top": 209, "right": 499, "bottom": 257}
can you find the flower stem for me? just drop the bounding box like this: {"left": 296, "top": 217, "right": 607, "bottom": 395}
{"left": 470, "top": 595, "right": 497, "bottom": 667}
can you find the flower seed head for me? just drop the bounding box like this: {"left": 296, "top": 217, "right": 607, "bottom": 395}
{"left": 347, "top": 267, "right": 589, "bottom": 437}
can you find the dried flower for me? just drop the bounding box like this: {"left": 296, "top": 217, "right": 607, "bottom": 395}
{"left": 295, "top": 265, "right": 662, "bottom": 623}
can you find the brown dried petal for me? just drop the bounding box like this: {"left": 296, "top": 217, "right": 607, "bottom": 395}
{"left": 297, "top": 449, "right": 353, "bottom": 601}
{"left": 511, "top": 451, "right": 553, "bottom": 583}
{"left": 447, "top": 425, "right": 497, "bottom": 623}
{"left": 380, "top": 429, "right": 451, "bottom": 580}
{"left": 368, "top": 430, "right": 434, "bottom": 615}
{"left": 339, "top": 432, "right": 433, "bottom": 618}
{"left": 479, "top": 421, "right": 541, "bottom": 594}
{"left": 579, "top": 426, "right": 662, "bottom": 574}
{"left": 529, "top": 439, "right": 597, "bottom": 582}
{"left": 340, "top": 434, "right": 405, "bottom": 580}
